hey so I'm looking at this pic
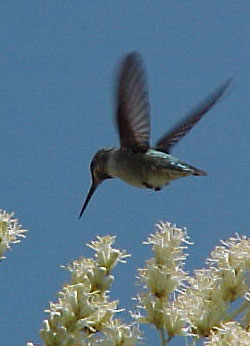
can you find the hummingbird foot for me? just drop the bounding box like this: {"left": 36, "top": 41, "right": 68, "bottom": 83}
{"left": 143, "top": 182, "right": 162, "bottom": 191}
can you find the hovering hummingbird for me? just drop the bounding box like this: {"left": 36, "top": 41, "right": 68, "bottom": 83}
{"left": 79, "top": 52, "right": 231, "bottom": 218}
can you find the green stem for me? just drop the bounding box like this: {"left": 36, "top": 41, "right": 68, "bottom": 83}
{"left": 227, "top": 300, "right": 249, "bottom": 321}
{"left": 159, "top": 327, "right": 167, "bottom": 346}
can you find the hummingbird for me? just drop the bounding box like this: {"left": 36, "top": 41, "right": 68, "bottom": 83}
{"left": 79, "top": 52, "right": 231, "bottom": 218}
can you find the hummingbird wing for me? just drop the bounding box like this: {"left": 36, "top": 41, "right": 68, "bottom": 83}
{"left": 155, "top": 78, "right": 232, "bottom": 154}
{"left": 116, "top": 52, "right": 150, "bottom": 153}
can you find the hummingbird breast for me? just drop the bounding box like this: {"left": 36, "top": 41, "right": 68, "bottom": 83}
{"left": 107, "top": 148, "right": 196, "bottom": 189}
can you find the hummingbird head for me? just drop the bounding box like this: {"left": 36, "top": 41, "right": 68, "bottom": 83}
{"left": 79, "top": 148, "right": 114, "bottom": 218}
{"left": 90, "top": 148, "right": 113, "bottom": 184}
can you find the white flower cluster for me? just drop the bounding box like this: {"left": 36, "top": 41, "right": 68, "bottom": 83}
{"left": 133, "top": 222, "right": 191, "bottom": 343}
{"left": 177, "top": 233, "right": 250, "bottom": 339}
{"left": 40, "top": 235, "right": 142, "bottom": 346}
{"left": 0, "top": 209, "right": 27, "bottom": 260}
{"left": 132, "top": 223, "right": 250, "bottom": 344}
{"left": 205, "top": 321, "right": 250, "bottom": 346}
{"left": 27, "top": 222, "right": 250, "bottom": 345}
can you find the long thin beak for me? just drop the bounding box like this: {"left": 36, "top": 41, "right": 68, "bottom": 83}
{"left": 79, "top": 183, "right": 99, "bottom": 218}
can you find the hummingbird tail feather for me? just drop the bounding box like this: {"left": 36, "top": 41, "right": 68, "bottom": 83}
{"left": 193, "top": 169, "right": 207, "bottom": 176}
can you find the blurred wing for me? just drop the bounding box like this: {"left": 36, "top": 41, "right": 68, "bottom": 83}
{"left": 116, "top": 52, "right": 150, "bottom": 153}
{"left": 155, "top": 78, "right": 232, "bottom": 153}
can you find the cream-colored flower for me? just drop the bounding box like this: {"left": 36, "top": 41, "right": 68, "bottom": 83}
{"left": 176, "top": 233, "right": 250, "bottom": 338}
{"left": 134, "top": 222, "right": 190, "bottom": 343}
{"left": 99, "top": 320, "right": 143, "bottom": 346}
{"left": 134, "top": 292, "right": 165, "bottom": 329}
{"left": 133, "top": 292, "right": 187, "bottom": 339}
{"left": 162, "top": 301, "right": 187, "bottom": 338}
{"left": 67, "top": 257, "right": 113, "bottom": 294}
{"left": 144, "top": 222, "right": 191, "bottom": 266}
{"left": 178, "top": 268, "right": 228, "bottom": 337}
{"left": 40, "top": 236, "right": 141, "bottom": 346}
{"left": 88, "top": 235, "right": 130, "bottom": 272}
{"left": 36, "top": 224, "right": 250, "bottom": 345}
{"left": 140, "top": 222, "right": 190, "bottom": 298}
{"left": 0, "top": 209, "right": 27, "bottom": 260}
{"left": 205, "top": 321, "right": 250, "bottom": 346}
{"left": 208, "top": 233, "right": 250, "bottom": 302}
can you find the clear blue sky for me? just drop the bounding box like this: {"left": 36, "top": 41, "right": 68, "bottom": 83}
{"left": 0, "top": 2, "right": 249, "bottom": 345}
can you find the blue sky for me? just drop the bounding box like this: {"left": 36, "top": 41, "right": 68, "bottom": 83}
{"left": 0, "top": 2, "right": 250, "bottom": 345}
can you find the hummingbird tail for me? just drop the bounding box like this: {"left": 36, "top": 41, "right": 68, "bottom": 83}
{"left": 193, "top": 168, "right": 207, "bottom": 176}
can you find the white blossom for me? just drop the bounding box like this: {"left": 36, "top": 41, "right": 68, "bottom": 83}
{"left": 40, "top": 235, "right": 141, "bottom": 346}
{"left": 0, "top": 209, "right": 27, "bottom": 260}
